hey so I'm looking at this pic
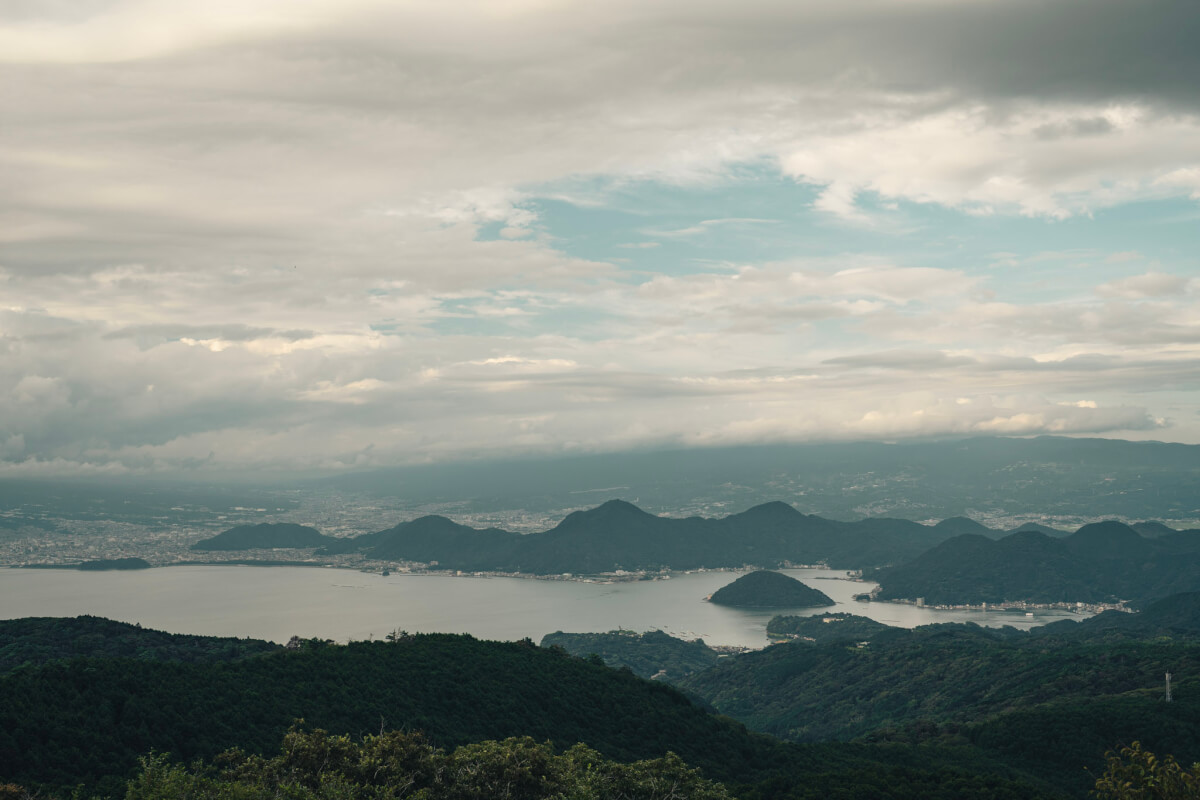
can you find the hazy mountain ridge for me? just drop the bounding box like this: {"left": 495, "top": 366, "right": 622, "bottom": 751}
{"left": 314, "top": 437, "right": 1200, "bottom": 524}
{"left": 319, "top": 499, "right": 965, "bottom": 572}
{"left": 871, "top": 521, "right": 1200, "bottom": 604}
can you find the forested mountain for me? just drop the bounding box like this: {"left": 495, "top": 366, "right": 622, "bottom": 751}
{"left": 1034, "top": 591, "right": 1200, "bottom": 640}
{"left": 318, "top": 514, "right": 519, "bottom": 564}
{"left": 708, "top": 571, "right": 835, "bottom": 608}
{"left": 0, "top": 626, "right": 1059, "bottom": 800}
{"left": 0, "top": 616, "right": 280, "bottom": 675}
{"left": 322, "top": 499, "right": 965, "bottom": 572}
{"left": 191, "top": 523, "right": 334, "bottom": 551}
{"left": 871, "top": 521, "right": 1200, "bottom": 604}
{"left": 14, "top": 606, "right": 1200, "bottom": 798}
{"left": 680, "top": 611, "right": 1200, "bottom": 795}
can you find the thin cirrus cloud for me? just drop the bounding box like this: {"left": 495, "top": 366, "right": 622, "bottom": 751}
{"left": 0, "top": 0, "right": 1198, "bottom": 476}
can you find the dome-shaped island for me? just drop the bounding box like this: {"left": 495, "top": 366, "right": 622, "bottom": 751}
{"left": 708, "top": 570, "right": 835, "bottom": 608}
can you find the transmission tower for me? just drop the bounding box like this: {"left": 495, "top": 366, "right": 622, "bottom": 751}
{"left": 1166, "top": 672, "right": 1173, "bottom": 703}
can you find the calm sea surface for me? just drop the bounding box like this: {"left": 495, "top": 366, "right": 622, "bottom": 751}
{"left": 0, "top": 566, "right": 1091, "bottom": 647}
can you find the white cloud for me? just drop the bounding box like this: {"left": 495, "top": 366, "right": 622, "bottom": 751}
{"left": 781, "top": 104, "right": 1200, "bottom": 220}
{"left": 2, "top": 0, "right": 1199, "bottom": 473}
{"left": 1096, "top": 271, "right": 1193, "bottom": 298}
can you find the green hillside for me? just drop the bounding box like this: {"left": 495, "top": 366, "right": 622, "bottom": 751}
{"left": 0, "top": 615, "right": 280, "bottom": 675}
{"left": 0, "top": 621, "right": 1056, "bottom": 800}
{"left": 540, "top": 629, "right": 720, "bottom": 681}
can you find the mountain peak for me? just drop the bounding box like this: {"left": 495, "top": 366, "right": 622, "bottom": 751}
{"left": 1064, "top": 521, "right": 1145, "bottom": 559}
{"left": 1009, "top": 522, "right": 1066, "bottom": 536}
{"left": 574, "top": 499, "right": 654, "bottom": 519}
{"left": 741, "top": 501, "right": 801, "bottom": 517}
{"left": 933, "top": 517, "right": 992, "bottom": 535}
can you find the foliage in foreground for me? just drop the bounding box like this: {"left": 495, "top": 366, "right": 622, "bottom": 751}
{"left": 1092, "top": 742, "right": 1200, "bottom": 800}
{"left": 125, "top": 725, "right": 731, "bottom": 800}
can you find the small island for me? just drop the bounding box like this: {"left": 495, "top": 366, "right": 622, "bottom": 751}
{"left": 77, "top": 558, "right": 152, "bottom": 571}
{"left": 708, "top": 570, "right": 835, "bottom": 608}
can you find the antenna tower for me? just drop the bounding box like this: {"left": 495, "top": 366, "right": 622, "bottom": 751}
{"left": 1166, "top": 672, "right": 1173, "bottom": 703}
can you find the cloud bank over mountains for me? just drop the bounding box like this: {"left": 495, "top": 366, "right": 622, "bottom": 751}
{"left": 1, "top": 0, "right": 1198, "bottom": 475}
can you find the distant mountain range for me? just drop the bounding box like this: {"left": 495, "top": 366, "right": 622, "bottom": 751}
{"left": 319, "top": 499, "right": 978, "bottom": 572}
{"left": 871, "top": 521, "right": 1200, "bottom": 605}
{"left": 180, "top": 498, "right": 1194, "bottom": 587}
{"left": 315, "top": 436, "right": 1200, "bottom": 523}
{"left": 190, "top": 501, "right": 1200, "bottom": 605}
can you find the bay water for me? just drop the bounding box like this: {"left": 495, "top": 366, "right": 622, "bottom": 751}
{"left": 0, "top": 566, "right": 1090, "bottom": 647}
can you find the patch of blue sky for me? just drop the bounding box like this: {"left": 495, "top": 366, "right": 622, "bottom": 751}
{"left": 476, "top": 168, "right": 884, "bottom": 277}
{"left": 480, "top": 163, "right": 1198, "bottom": 300}
{"left": 890, "top": 196, "right": 1199, "bottom": 303}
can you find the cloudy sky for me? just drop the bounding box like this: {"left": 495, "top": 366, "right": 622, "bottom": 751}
{"left": 3, "top": 0, "right": 1199, "bottom": 477}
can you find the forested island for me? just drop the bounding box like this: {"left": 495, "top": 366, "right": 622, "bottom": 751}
{"left": 708, "top": 570, "right": 835, "bottom": 608}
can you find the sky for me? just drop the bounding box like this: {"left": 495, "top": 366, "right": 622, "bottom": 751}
{"left": 2, "top": 0, "right": 1199, "bottom": 478}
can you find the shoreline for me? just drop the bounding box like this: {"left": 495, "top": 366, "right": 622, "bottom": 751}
{"left": 6, "top": 561, "right": 844, "bottom": 583}
{"left": 855, "top": 595, "right": 1129, "bottom": 615}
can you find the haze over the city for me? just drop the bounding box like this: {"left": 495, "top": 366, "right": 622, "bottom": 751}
{"left": 3, "top": 0, "right": 1199, "bottom": 479}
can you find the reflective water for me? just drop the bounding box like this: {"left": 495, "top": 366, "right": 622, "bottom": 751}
{"left": 0, "top": 566, "right": 1091, "bottom": 647}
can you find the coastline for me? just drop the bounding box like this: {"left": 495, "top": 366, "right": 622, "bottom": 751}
{"left": 7, "top": 560, "right": 841, "bottom": 585}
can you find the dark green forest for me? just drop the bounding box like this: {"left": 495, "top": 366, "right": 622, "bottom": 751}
{"left": 0, "top": 616, "right": 280, "bottom": 674}
{"left": 2, "top": 620, "right": 1062, "bottom": 800}
{"left": 765, "top": 612, "right": 893, "bottom": 643}
{"left": 539, "top": 629, "right": 720, "bottom": 681}
{"left": 8, "top": 600, "right": 1200, "bottom": 799}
